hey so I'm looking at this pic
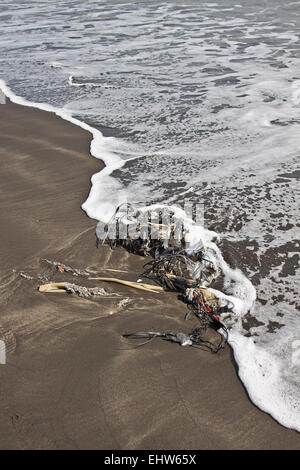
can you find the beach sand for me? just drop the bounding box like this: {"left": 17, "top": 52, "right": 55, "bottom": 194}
{"left": 0, "top": 99, "right": 299, "bottom": 450}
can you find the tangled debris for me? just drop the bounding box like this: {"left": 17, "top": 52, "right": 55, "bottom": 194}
{"left": 143, "top": 252, "right": 219, "bottom": 291}
{"left": 143, "top": 253, "right": 196, "bottom": 290}
{"left": 41, "top": 259, "right": 127, "bottom": 276}
{"left": 123, "top": 326, "right": 226, "bottom": 354}
{"left": 18, "top": 268, "right": 119, "bottom": 298}
{"left": 41, "top": 259, "right": 97, "bottom": 276}
{"left": 26, "top": 203, "right": 235, "bottom": 354}
{"left": 94, "top": 203, "right": 232, "bottom": 353}
{"left": 185, "top": 287, "right": 230, "bottom": 326}
{"left": 39, "top": 282, "right": 119, "bottom": 298}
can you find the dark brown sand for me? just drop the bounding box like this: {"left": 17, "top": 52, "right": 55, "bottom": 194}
{"left": 0, "top": 99, "right": 299, "bottom": 450}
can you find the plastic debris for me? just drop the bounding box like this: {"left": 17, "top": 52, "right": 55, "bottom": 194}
{"left": 96, "top": 203, "right": 230, "bottom": 353}
{"left": 33, "top": 202, "right": 233, "bottom": 354}
{"left": 143, "top": 252, "right": 219, "bottom": 290}
{"left": 19, "top": 272, "right": 35, "bottom": 280}
{"left": 123, "top": 326, "right": 226, "bottom": 353}
{"left": 184, "top": 287, "right": 229, "bottom": 340}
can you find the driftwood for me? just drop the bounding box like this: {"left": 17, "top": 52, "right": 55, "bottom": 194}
{"left": 88, "top": 277, "right": 163, "bottom": 293}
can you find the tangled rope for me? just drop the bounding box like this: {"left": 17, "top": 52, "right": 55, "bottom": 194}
{"left": 123, "top": 325, "right": 226, "bottom": 354}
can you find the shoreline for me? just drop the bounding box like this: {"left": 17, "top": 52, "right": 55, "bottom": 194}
{"left": 0, "top": 96, "right": 299, "bottom": 449}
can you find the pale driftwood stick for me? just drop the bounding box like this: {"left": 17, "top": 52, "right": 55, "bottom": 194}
{"left": 39, "top": 283, "right": 67, "bottom": 293}
{"left": 88, "top": 277, "right": 163, "bottom": 293}
{"left": 102, "top": 268, "right": 128, "bottom": 273}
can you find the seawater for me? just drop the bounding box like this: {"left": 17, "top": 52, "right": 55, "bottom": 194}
{"left": 0, "top": 0, "right": 299, "bottom": 431}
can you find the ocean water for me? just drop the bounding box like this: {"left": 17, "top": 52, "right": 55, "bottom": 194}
{"left": 0, "top": 0, "right": 299, "bottom": 431}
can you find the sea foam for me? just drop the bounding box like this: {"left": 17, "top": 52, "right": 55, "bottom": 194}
{"left": 0, "top": 0, "right": 299, "bottom": 432}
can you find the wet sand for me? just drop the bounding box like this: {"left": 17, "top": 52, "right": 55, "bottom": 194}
{"left": 0, "top": 99, "right": 299, "bottom": 450}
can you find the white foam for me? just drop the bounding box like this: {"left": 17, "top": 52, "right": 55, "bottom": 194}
{"left": 1, "top": 0, "right": 300, "bottom": 432}
{"left": 230, "top": 331, "right": 300, "bottom": 431}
